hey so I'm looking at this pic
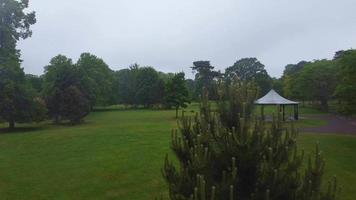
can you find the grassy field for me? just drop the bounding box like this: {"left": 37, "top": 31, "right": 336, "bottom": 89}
{"left": 0, "top": 105, "right": 355, "bottom": 199}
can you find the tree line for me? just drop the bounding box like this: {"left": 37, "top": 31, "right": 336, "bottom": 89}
{"left": 0, "top": 0, "right": 190, "bottom": 128}
{"left": 3, "top": 48, "right": 356, "bottom": 128}
{"left": 274, "top": 49, "right": 356, "bottom": 115}
{"left": 1, "top": 52, "right": 194, "bottom": 127}
{"left": 19, "top": 55, "right": 274, "bottom": 125}
{"left": 189, "top": 53, "right": 356, "bottom": 117}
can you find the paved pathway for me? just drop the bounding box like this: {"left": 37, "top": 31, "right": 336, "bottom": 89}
{"left": 302, "top": 115, "right": 356, "bottom": 135}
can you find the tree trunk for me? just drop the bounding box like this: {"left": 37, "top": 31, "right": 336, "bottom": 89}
{"left": 175, "top": 107, "right": 179, "bottom": 119}
{"left": 320, "top": 99, "right": 329, "bottom": 112}
{"left": 9, "top": 120, "right": 15, "bottom": 129}
{"left": 55, "top": 115, "right": 60, "bottom": 124}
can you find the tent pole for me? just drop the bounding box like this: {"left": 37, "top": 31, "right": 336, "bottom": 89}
{"left": 294, "top": 104, "right": 299, "bottom": 120}
{"left": 261, "top": 105, "right": 265, "bottom": 120}
{"left": 282, "top": 105, "right": 285, "bottom": 121}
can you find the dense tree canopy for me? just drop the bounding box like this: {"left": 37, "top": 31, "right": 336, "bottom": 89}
{"left": 164, "top": 72, "right": 190, "bottom": 118}
{"left": 279, "top": 59, "right": 341, "bottom": 111}
{"left": 0, "top": 63, "right": 42, "bottom": 128}
{"left": 282, "top": 73, "right": 298, "bottom": 100}
{"left": 334, "top": 49, "right": 356, "bottom": 115}
{"left": 192, "top": 61, "right": 220, "bottom": 100}
{"left": 282, "top": 61, "right": 309, "bottom": 100}
{"left": 114, "top": 67, "right": 137, "bottom": 106}
{"left": 0, "top": 0, "right": 36, "bottom": 64}
{"left": 225, "top": 58, "right": 272, "bottom": 95}
{"left": 283, "top": 61, "right": 308, "bottom": 76}
{"left": 43, "top": 55, "right": 90, "bottom": 124}
{"left": 25, "top": 74, "right": 42, "bottom": 93}
{"left": 76, "top": 53, "right": 115, "bottom": 106}
{"left": 114, "top": 64, "right": 168, "bottom": 107}
{"left": 296, "top": 60, "right": 338, "bottom": 111}
{"left": 271, "top": 77, "right": 283, "bottom": 94}
{"left": 225, "top": 58, "right": 267, "bottom": 81}
{"left": 59, "top": 85, "right": 91, "bottom": 124}
{"left": 185, "top": 79, "right": 195, "bottom": 100}
{"left": 0, "top": 0, "right": 41, "bottom": 129}
{"left": 135, "top": 67, "right": 165, "bottom": 107}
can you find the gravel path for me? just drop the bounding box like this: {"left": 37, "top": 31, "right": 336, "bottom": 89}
{"left": 302, "top": 115, "right": 356, "bottom": 134}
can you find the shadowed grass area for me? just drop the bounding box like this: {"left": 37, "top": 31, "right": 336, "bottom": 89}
{"left": 0, "top": 105, "right": 355, "bottom": 199}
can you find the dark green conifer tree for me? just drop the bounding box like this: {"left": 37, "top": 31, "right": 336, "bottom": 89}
{"left": 162, "top": 80, "right": 339, "bottom": 200}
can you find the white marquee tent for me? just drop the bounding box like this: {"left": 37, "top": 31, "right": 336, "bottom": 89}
{"left": 255, "top": 89, "right": 299, "bottom": 120}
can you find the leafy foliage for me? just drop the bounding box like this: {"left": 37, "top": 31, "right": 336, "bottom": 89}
{"left": 280, "top": 59, "right": 341, "bottom": 112}
{"left": 165, "top": 72, "right": 190, "bottom": 118}
{"left": 0, "top": 0, "right": 36, "bottom": 64}
{"left": 135, "top": 67, "right": 165, "bottom": 107}
{"left": 114, "top": 64, "right": 172, "bottom": 108}
{"left": 297, "top": 60, "right": 338, "bottom": 111}
{"left": 43, "top": 55, "right": 90, "bottom": 124}
{"left": 25, "top": 74, "right": 43, "bottom": 94}
{"left": 76, "top": 53, "right": 115, "bottom": 106}
{"left": 114, "top": 68, "right": 134, "bottom": 106}
{"left": 192, "top": 61, "right": 220, "bottom": 100}
{"left": 271, "top": 78, "right": 283, "bottom": 94}
{"left": 0, "top": 0, "right": 42, "bottom": 129}
{"left": 334, "top": 49, "right": 356, "bottom": 115}
{"left": 0, "top": 64, "right": 43, "bottom": 128}
{"left": 60, "top": 86, "right": 90, "bottom": 124}
{"left": 281, "top": 61, "right": 308, "bottom": 99}
{"left": 225, "top": 58, "right": 272, "bottom": 95}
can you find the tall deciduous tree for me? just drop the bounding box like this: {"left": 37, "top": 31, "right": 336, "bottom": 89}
{"left": 334, "top": 49, "right": 356, "bottom": 115}
{"left": 165, "top": 72, "right": 190, "bottom": 118}
{"left": 0, "top": 0, "right": 38, "bottom": 129}
{"left": 76, "top": 53, "right": 115, "bottom": 107}
{"left": 60, "top": 85, "right": 90, "bottom": 124}
{"left": 298, "top": 60, "right": 338, "bottom": 111}
{"left": 225, "top": 58, "right": 272, "bottom": 95}
{"left": 135, "top": 67, "right": 164, "bottom": 107}
{"left": 114, "top": 68, "right": 137, "bottom": 106}
{"left": 0, "top": 0, "right": 36, "bottom": 63}
{"left": 43, "top": 55, "right": 90, "bottom": 124}
{"left": 282, "top": 61, "right": 308, "bottom": 100}
{"left": 114, "top": 64, "right": 166, "bottom": 107}
{"left": 0, "top": 66, "right": 38, "bottom": 129}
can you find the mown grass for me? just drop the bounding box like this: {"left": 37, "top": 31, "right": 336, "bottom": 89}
{"left": 298, "top": 134, "right": 356, "bottom": 200}
{"left": 0, "top": 105, "right": 355, "bottom": 199}
{"left": 0, "top": 110, "right": 175, "bottom": 199}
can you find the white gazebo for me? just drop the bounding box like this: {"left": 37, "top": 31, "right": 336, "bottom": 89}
{"left": 255, "top": 89, "right": 299, "bottom": 120}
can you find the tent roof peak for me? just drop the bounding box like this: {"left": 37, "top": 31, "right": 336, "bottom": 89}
{"left": 255, "top": 89, "right": 299, "bottom": 105}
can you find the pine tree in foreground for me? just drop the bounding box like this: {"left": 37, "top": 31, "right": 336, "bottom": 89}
{"left": 162, "top": 81, "right": 340, "bottom": 200}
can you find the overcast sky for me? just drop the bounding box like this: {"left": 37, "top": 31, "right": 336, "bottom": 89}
{"left": 18, "top": 0, "right": 356, "bottom": 78}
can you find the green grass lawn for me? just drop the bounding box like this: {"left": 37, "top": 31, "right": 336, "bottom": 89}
{"left": 0, "top": 106, "right": 355, "bottom": 199}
